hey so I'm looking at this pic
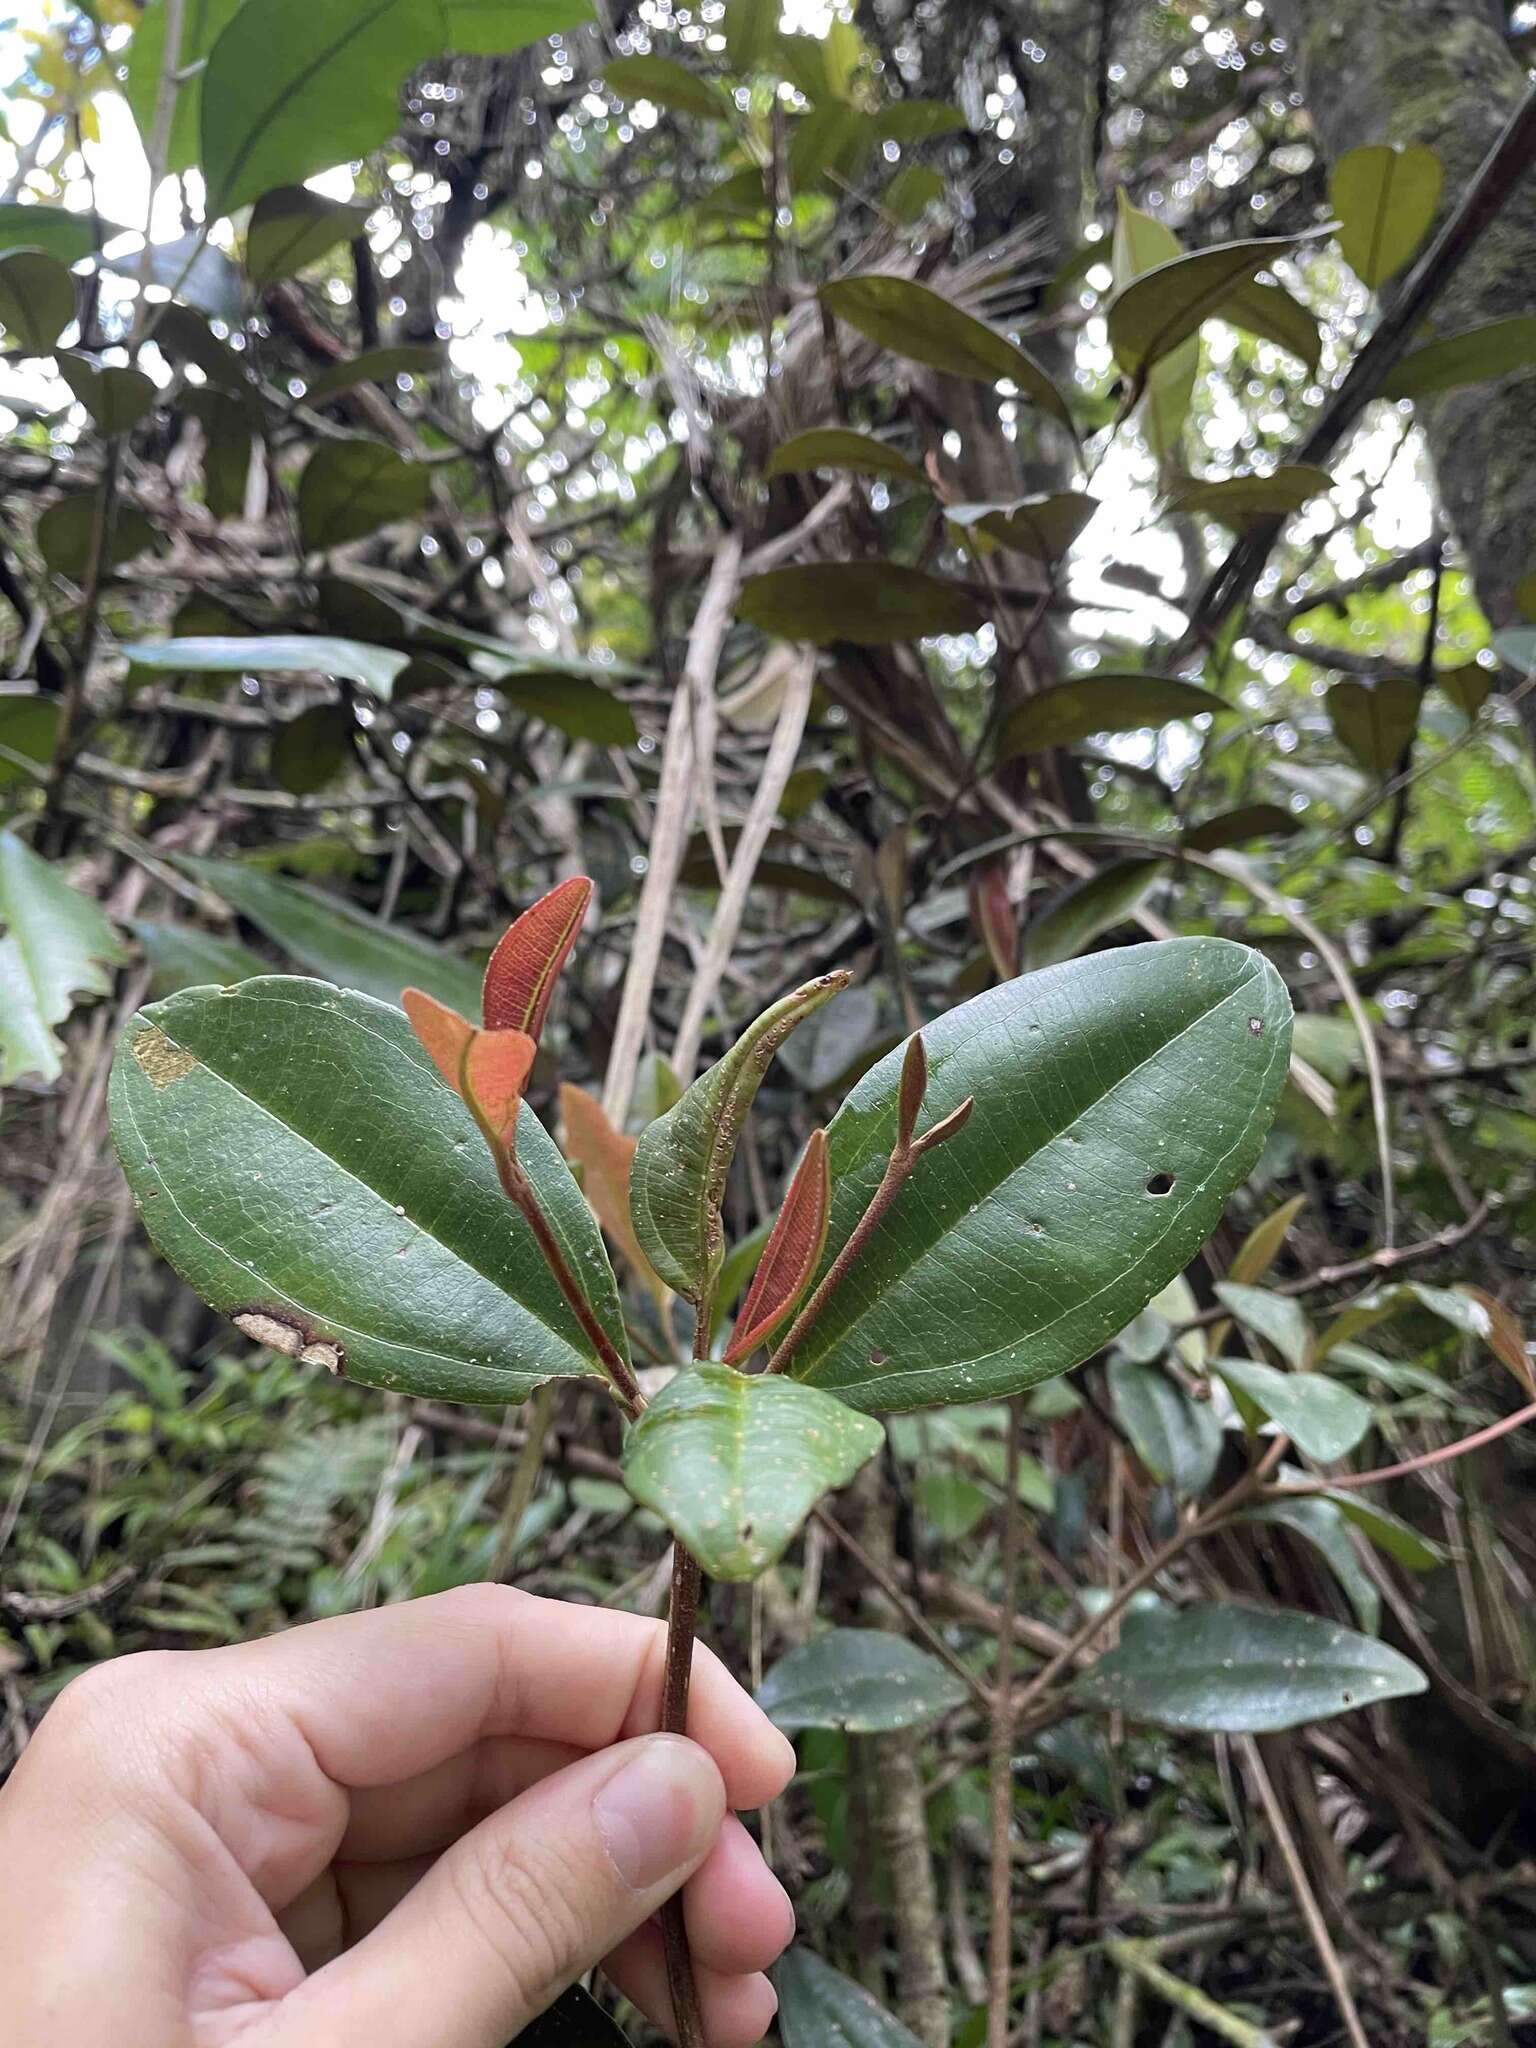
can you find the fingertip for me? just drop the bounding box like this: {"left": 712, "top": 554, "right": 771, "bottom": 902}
{"left": 723, "top": 1971, "right": 779, "bottom": 2047}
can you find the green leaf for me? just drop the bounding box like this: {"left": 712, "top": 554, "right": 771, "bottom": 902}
{"left": 1217, "top": 277, "right": 1323, "bottom": 372}
{"left": 622, "top": 1364, "right": 884, "bottom": 1581}
{"left": 200, "top": 0, "right": 442, "bottom": 218}
{"left": 630, "top": 974, "right": 847, "bottom": 1303}
{"left": 1323, "top": 1490, "right": 1442, "bottom": 1571}
{"left": 124, "top": 0, "right": 244, "bottom": 175}
{"left": 947, "top": 491, "right": 1098, "bottom": 563}
{"left": 304, "top": 344, "right": 444, "bottom": 400}
{"left": 884, "top": 164, "right": 943, "bottom": 223}
{"left": 1074, "top": 1602, "right": 1425, "bottom": 1731}
{"left": 998, "top": 672, "right": 1227, "bottom": 757}
{"left": 916, "top": 1470, "right": 990, "bottom": 1539}
{"left": 440, "top": 0, "right": 591, "bottom": 53}
{"left": 37, "top": 494, "right": 158, "bottom": 581}
{"left": 790, "top": 938, "right": 1292, "bottom": 1412}
{"left": 1163, "top": 465, "right": 1331, "bottom": 524}
{"left": 246, "top": 186, "right": 370, "bottom": 286}
{"left": 1112, "top": 188, "right": 1194, "bottom": 457}
{"left": 0, "top": 830, "right": 124, "bottom": 1087}
{"left": 603, "top": 54, "right": 732, "bottom": 121}
{"left": 1240, "top": 1497, "right": 1379, "bottom": 1633}
{"left": 1108, "top": 238, "right": 1289, "bottom": 378}
{"left": 1108, "top": 1358, "right": 1222, "bottom": 1498}
{"left": 0, "top": 248, "right": 75, "bottom": 354}
{"left": 122, "top": 634, "right": 409, "bottom": 701}
{"left": 1213, "top": 1357, "right": 1372, "bottom": 1463}
{"left": 131, "top": 919, "right": 267, "bottom": 996}
{"left": 0, "top": 202, "right": 105, "bottom": 265}
{"left": 1380, "top": 314, "right": 1536, "bottom": 399}
{"left": 724, "top": 0, "right": 776, "bottom": 71}
{"left": 272, "top": 702, "right": 354, "bottom": 794}
{"left": 765, "top": 429, "right": 926, "bottom": 487}
{"left": 1022, "top": 858, "right": 1167, "bottom": 972}
{"left": 1330, "top": 142, "right": 1442, "bottom": 288}
{"left": 1183, "top": 804, "right": 1298, "bottom": 852}
{"left": 0, "top": 695, "right": 62, "bottom": 789}
{"left": 110, "top": 978, "right": 628, "bottom": 1403}
{"left": 777, "top": 1948, "right": 927, "bottom": 2048}
{"left": 1327, "top": 677, "right": 1420, "bottom": 777}
{"left": 509, "top": 1982, "right": 632, "bottom": 2045}
{"left": 739, "top": 563, "right": 983, "bottom": 647}
{"left": 873, "top": 99, "right": 966, "bottom": 142}
{"left": 820, "top": 275, "right": 1073, "bottom": 433}
{"left": 57, "top": 356, "right": 157, "bottom": 435}
{"left": 1213, "top": 1281, "right": 1312, "bottom": 1370}
{"left": 298, "top": 440, "right": 433, "bottom": 553}
{"left": 758, "top": 1628, "right": 969, "bottom": 1733}
{"left": 787, "top": 105, "right": 878, "bottom": 194}
{"left": 480, "top": 669, "right": 637, "bottom": 747}
{"left": 174, "top": 855, "right": 484, "bottom": 1015}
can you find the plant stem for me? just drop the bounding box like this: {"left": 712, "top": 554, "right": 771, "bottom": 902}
{"left": 660, "top": 1542, "right": 708, "bottom": 2048}
{"left": 985, "top": 1398, "right": 1022, "bottom": 2048}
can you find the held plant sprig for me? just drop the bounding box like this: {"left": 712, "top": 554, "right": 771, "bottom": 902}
{"left": 109, "top": 889, "right": 1296, "bottom": 2046}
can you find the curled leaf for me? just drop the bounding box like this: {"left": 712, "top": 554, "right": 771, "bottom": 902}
{"left": 726, "top": 1132, "right": 831, "bottom": 1363}
{"left": 483, "top": 875, "right": 593, "bottom": 1042}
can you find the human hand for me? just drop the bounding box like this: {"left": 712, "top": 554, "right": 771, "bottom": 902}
{"left": 0, "top": 1584, "right": 796, "bottom": 2047}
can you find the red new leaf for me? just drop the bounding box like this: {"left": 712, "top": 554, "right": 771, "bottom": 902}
{"left": 483, "top": 875, "right": 593, "bottom": 1041}
{"left": 402, "top": 987, "right": 472, "bottom": 1089}
{"left": 725, "top": 1130, "right": 831, "bottom": 1364}
{"left": 968, "top": 860, "right": 1018, "bottom": 981}
{"left": 464, "top": 1029, "right": 537, "bottom": 1140}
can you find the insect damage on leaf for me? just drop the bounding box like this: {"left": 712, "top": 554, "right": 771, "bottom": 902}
{"left": 232, "top": 1308, "right": 345, "bottom": 1373}
{"left": 129, "top": 1025, "right": 199, "bottom": 1089}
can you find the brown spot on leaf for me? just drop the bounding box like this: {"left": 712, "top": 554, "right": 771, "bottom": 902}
{"left": 232, "top": 1310, "right": 345, "bottom": 1375}
{"left": 130, "top": 1026, "right": 198, "bottom": 1089}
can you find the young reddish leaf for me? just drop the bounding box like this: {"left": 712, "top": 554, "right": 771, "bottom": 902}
{"left": 725, "top": 1130, "right": 831, "bottom": 1363}
{"left": 897, "top": 1033, "right": 928, "bottom": 1151}
{"left": 464, "top": 1029, "right": 537, "bottom": 1140}
{"left": 483, "top": 875, "right": 593, "bottom": 1041}
{"left": 402, "top": 987, "right": 473, "bottom": 1090}
{"left": 968, "top": 860, "right": 1018, "bottom": 981}
{"left": 560, "top": 1081, "right": 668, "bottom": 1300}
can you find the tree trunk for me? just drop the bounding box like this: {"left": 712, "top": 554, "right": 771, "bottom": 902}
{"left": 1278, "top": 0, "right": 1536, "bottom": 635}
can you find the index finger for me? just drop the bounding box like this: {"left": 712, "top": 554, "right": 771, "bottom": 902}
{"left": 206, "top": 1584, "right": 794, "bottom": 1811}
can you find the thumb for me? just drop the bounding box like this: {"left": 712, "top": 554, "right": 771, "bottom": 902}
{"left": 270, "top": 1734, "right": 726, "bottom": 2048}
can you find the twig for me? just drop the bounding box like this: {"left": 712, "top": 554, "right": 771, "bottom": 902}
{"left": 987, "top": 1399, "right": 1024, "bottom": 2047}
{"left": 1102, "top": 1938, "right": 1280, "bottom": 2048}
{"left": 659, "top": 1544, "right": 708, "bottom": 2048}
{"left": 814, "top": 1504, "right": 992, "bottom": 1711}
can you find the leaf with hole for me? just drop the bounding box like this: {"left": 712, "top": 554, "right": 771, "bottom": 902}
{"left": 998, "top": 673, "right": 1227, "bottom": 758}
{"left": 1328, "top": 677, "right": 1420, "bottom": 778}
{"left": 739, "top": 563, "right": 983, "bottom": 647}
{"left": 0, "top": 248, "right": 74, "bottom": 354}
{"left": 786, "top": 938, "right": 1292, "bottom": 1412}
{"left": 820, "top": 274, "right": 1073, "bottom": 432}
{"left": 246, "top": 187, "right": 370, "bottom": 286}
{"left": 622, "top": 1364, "right": 883, "bottom": 1580}
{"left": 122, "top": 634, "right": 409, "bottom": 701}
{"left": 1074, "top": 1602, "right": 1425, "bottom": 1731}
{"left": 758, "top": 1628, "right": 968, "bottom": 1733}
{"left": 173, "top": 855, "right": 484, "bottom": 1015}
{"left": 0, "top": 830, "right": 125, "bottom": 1087}
{"left": 110, "top": 978, "right": 627, "bottom": 1402}
{"left": 630, "top": 974, "right": 849, "bottom": 1304}
{"left": 1330, "top": 142, "right": 1442, "bottom": 288}
{"left": 1214, "top": 1357, "right": 1372, "bottom": 1463}
{"left": 765, "top": 429, "right": 926, "bottom": 487}
{"left": 1108, "top": 237, "right": 1290, "bottom": 378}
{"left": 299, "top": 441, "right": 432, "bottom": 553}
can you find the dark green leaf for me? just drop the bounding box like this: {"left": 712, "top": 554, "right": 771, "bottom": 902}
{"left": 884, "top": 164, "right": 944, "bottom": 223}
{"left": 272, "top": 702, "right": 354, "bottom": 794}
{"left": 1108, "top": 1358, "right": 1222, "bottom": 1498}
{"left": 724, "top": 0, "right": 776, "bottom": 70}
{"left": 37, "top": 494, "right": 158, "bottom": 581}
{"left": 0, "top": 202, "right": 104, "bottom": 264}
{"left": 630, "top": 974, "right": 847, "bottom": 1303}
{"left": 200, "top": 0, "right": 442, "bottom": 218}
{"left": 1323, "top": 1491, "right": 1442, "bottom": 1571}
{"left": 1108, "top": 238, "right": 1290, "bottom": 377}
{"left": 622, "top": 1364, "right": 884, "bottom": 1580}
{"left": 305, "top": 344, "right": 444, "bottom": 401}
{"left": 1163, "top": 465, "right": 1331, "bottom": 523}
{"left": 1330, "top": 142, "right": 1442, "bottom": 288}
{"left": 482, "top": 670, "right": 637, "bottom": 747}
{"left": 246, "top": 186, "right": 370, "bottom": 286}
{"left": 1183, "top": 804, "right": 1298, "bottom": 852}
{"left": 0, "top": 248, "right": 74, "bottom": 354}
{"left": 739, "top": 563, "right": 983, "bottom": 646}
{"left": 174, "top": 855, "right": 484, "bottom": 1015}
{"left": 790, "top": 938, "right": 1292, "bottom": 1411}
{"left": 123, "top": 634, "right": 409, "bottom": 700}
{"left": 1434, "top": 661, "right": 1491, "bottom": 719}
{"left": 1217, "top": 276, "right": 1323, "bottom": 372}
{"left": 998, "top": 672, "right": 1227, "bottom": 757}
{"left": 1381, "top": 315, "right": 1536, "bottom": 399}
{"left": 765, "top": 429, "right": 926, "bottom": 487}
{"left": 508, "top": 1982, "right": 632, "bottom": 2045}
{"left": 947, "top": 491, "right": 1098, "bottom": 562}
{"left": 57, "top": 356, "right": 157, "bottom": 435}
{"left": 124, "top": 0, "right": 244, "bottom": 174}
{"left": 820, "top": 275, "right": 1073, "bottom": 432}
{"left": 1112, "top": 188, "right": 1193, "bottom": 457}
{"left": 758, "top": 1628, "right": 969, "bottom": 1732}
{"left": 0, "top": 695, "right": 62, "bottom": 789}
{"left": 603, "top": 54, "right": 732, "bottom": 121}
{"left": 0, "top": 829, "right": 125, "bottom": 1086}
{"left": 298, "top": 441, "right": 433, "bottom": 552}
{"left": 1213, "top": 1357, "right": 1372, "bottom": 1463}
{"left": 1023, "top": 859, "right": 1167, "bottom": 972}
{"left": 1240, "top": 1497, "right": 1379, "bottom": 1633}
{"left": 787, "top": 105, "right": 877, "bottom": 192}
{"left": 1074, "top": 1602, "right": 1425, "bottom": 1731}
{"left": 131, "top": 919, "right": 268, "bottom": 996}
{"left": 872, "top": 99, "right": 966, "bottom": 142}
{"left": 1327, "top": 677, "right": 1420, "bottom": 777}
{"left": 777, "top": 1948, "right": 927, "bottom": 2048}
{"left": 110, "top": 978, "right": 628, "bottom": 1403}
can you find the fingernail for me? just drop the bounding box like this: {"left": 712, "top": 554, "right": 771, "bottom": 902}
{"left": 594, "top": 1736, "right": 722, "bottom": 1892}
